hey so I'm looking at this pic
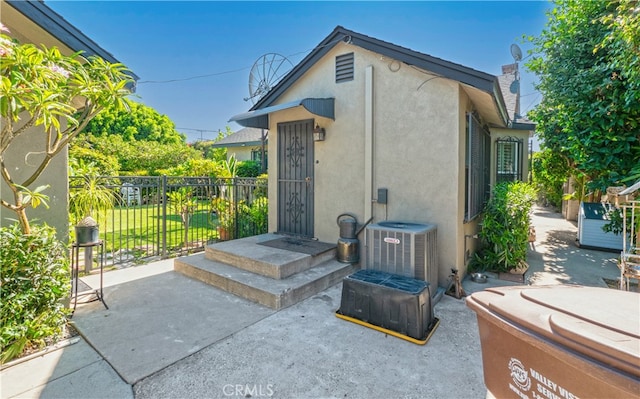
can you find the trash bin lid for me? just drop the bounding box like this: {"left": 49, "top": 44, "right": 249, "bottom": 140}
{"left": 467, "top": 285, "right": 640, "bottom": 378}
{"left": 581, "top": 202, "right": 613, "bottom": 220}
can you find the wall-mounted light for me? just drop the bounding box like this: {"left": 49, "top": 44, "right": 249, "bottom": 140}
{"left": 313, "top": 124, "right": 326, "bottom": 141}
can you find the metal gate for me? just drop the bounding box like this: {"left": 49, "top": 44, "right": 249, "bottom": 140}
{"left": 277, "top": 120, "right": 314, "bottom": 237}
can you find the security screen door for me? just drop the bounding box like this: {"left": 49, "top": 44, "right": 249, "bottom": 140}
{"left": 277, "top": 119, "right": 314, "bottom": 237}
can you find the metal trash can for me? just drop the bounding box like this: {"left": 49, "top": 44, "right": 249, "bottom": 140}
{"left": 466, "top": 285, "right": 640, "bottom": 399}
{"left": 337, "top": 213, "right": 360, "bottom": 263}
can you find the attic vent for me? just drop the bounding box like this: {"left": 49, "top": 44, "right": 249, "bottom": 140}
{"left": 336, "top": 53, "right": 354, "bottom": 83}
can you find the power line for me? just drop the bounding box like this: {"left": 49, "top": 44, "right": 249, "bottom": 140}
{"left": 176, "top": 127, "right": 218, "bottom": 132}
{"left": 138, "top": 66, "right": 251, "bottom": 84}
{"left": 136, "top": 35, "right": 350, "bottom": 85}
{"left": 522, "top": 93, "right": 541, "bottom": 114}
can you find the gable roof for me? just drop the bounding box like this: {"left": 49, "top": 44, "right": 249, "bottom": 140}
{"left": 4, "top": 0, "right": 139, "bottom": 83}
{"left": 212, "top": 127, "right": 267, "bottom": 148}
{"left": 251, "top": 25, "right": 508, "bottom": 126}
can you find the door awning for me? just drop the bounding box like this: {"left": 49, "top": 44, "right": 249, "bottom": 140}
{"left": 229, "top": 98, "right": 335, "bottom": 129}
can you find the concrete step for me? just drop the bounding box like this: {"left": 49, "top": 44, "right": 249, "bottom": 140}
{"left": 204, "top": 234, "right": 337, "bottom": 280}
{"left": 175, "top": 253, "right": 354, "bottom": 310}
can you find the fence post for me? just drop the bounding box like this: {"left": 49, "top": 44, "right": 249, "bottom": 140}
{"left": 162, "top": 175, "right": 167, "bottom": 257}
{"left": 234, "top": 177, "right": 239, "bottom": 239}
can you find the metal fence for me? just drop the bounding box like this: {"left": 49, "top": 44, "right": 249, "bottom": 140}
{"left": 69, "top": 176, "right": 268, "bottom": 268}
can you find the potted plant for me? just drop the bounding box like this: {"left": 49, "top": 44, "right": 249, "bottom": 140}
{"left": 473, "top": 182, "right": 537, "bottom": 282}
{"left": 211, "top": 197, "right": 235, "bottom": 240}
{"left": 167, "top": 188, "right": 196, "bottom": 252}
{"left": 69, "top": 175, "right": 115, "bottom": 244}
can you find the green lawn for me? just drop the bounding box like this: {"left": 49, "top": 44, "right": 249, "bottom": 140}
{"left": 73, "top": 202, "right": 221, "bottom": 257}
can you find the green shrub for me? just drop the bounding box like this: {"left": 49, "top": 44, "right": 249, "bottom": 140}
{"left": 473, "top": 182, "right": 537, "bottom": 273}
{"left": 0, "top": 224, "right": 70, "bottom": 362}
{"left": 248, "top": 197, "right": 268, "bottom": 233}
{"left": 236, "top": 161, "right": 262, "bottom": 177}
{"left": 253, "top": 174, "right": 268, "bottom": 198}
{"left": 532, "top": 148, "right": 569, "bottom": 208}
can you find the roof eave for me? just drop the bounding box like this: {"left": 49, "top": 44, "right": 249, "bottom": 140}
{"left": 211, "top": 141, "right": 264, "bottom": 148}
{"left": 492, "top": 80, "right": 509, "bottom": 127}
{"left": 253, "top": 26, "right": 502, "bottom": 111}
{"left": 510, "top": 121, "right": 536, "bottom": 130}
{"left": 7, "top": 0, "right": 140, "bottom": 85}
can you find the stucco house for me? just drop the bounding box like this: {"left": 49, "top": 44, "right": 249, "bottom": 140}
{"left": 230, "top": 26, "right": 534, "bottom": 287}
{"left": 212, "top": 127, "right": 268, "bottom": 166}
{"left": 0, "top": 0, "right": 137, "bottom": 241}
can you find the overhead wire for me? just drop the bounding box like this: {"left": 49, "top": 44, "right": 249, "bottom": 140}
{"left": 521, "top": 93, "right": 541, "bottom": 114}
{"left": 136, "top": 35, "right": 351, "bottom": 85}
{"left": 176, "top": 127, "right": 218, "bottom": 132}
{"left": 137, "top": 66, "right": 251, "bottom": 84}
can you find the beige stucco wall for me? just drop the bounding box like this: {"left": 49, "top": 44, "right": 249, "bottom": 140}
{"left": 0, "top": 120, "right": 69, "bottom": 241}
{"left": 226, "top": 146, "right": 258, "bottom": 162}
{"left": 265, "top": 42, "right": 483, "bottom": 287}
{"left": 1, "top": 2, "right": 74, "bottom": 242}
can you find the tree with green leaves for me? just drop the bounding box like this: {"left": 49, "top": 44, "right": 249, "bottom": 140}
{"left": 83, "top": 98, "right": 185, "bottom": 144}
{"left": 191, "top": 127, "right": 233, "bottom": 161}
{"left": 526, "top": 0, "right": 640, "bottom": 194}
{"left": 72, "top": 134, "right": 201, "bottom": 175}
{"left": 0, "top": 24, "right": 132, "bottom": 234}
{"left": 532, "top": 148, "right": 570, "bottom": 208}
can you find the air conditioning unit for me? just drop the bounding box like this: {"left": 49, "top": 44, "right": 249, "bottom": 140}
{"left": 365, "top": 221, "right": 438, "bottom": 288}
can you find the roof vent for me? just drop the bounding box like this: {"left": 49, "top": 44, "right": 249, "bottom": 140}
{"left": 336, "top": 53, "right": 354, "bottom": 83}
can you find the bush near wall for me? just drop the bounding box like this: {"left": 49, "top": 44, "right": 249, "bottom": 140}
{"left": 472, "top": 182, "right": 538, "bottom": 273}
{"left": 532, "top": 148, "right": 569, "bottom": 209}
{"left": 0, "top": 224, "right": 70, "bottom": 362}
{"left": 236, "top": 161, "right": 262, "bottom": 177}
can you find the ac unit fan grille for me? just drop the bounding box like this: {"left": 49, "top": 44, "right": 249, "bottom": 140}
{"left": 366, "top": 223, "right": 438, "bottom": 288}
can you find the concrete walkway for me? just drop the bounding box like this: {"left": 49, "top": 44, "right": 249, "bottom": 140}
{"left": 0, "top": 207, "right": 627, "bottom": 399}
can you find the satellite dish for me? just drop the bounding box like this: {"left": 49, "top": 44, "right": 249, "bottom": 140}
{"left": 509, "top": 80, "right": 520, "bottom": 94}
{"left": 510, "top": 44, "right": 523, "bottom": 62}
{"left": 244, "top": 53, "right": 293, "bottom": 104}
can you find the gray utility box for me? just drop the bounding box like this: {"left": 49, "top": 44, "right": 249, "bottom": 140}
{"left": 338, "top": 269, "right": 434, "bottom": 340}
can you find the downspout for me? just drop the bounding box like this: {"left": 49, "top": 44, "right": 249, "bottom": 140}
{"left": 466, "top": 113, "right": 472, "bottom": 220}
{"left": 364, "top": 65, "right": 374, "bottom": 221}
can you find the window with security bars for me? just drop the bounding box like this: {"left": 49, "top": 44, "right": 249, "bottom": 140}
{"left": 465, "top": 113, "right": 491, "bottom": 222}
{"left": 496, "top": 137, "right": 523, "bottom": 183}
{"left": 336, "top": 53, "right": 354, "bottom": 83}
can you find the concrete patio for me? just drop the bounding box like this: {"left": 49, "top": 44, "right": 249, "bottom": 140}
{"left": 1, "top": 206, "right": 629, "bottom": 399}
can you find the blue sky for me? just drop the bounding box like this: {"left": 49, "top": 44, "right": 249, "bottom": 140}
{"left": 47, "top": 1, "right": 551, "bottom": 142}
